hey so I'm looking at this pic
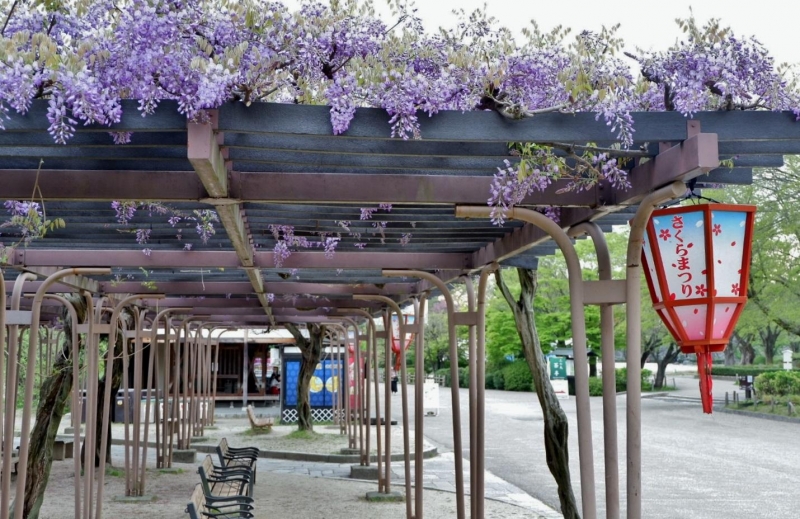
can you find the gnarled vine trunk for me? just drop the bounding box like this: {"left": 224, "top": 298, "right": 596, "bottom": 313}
{"left": 496, "top": 268, "right": 580, "bottom": 519}
{"left": 284, "top": 323, "right": 325, "bottom": 431}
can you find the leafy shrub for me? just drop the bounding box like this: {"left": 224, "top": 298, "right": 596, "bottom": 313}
{"left": 755, "top": 370, "right": 800, "bottom": 396}
{"left": 588, "top": 377, "right": 604, "bottom": 396}
{"left": 484, "top": 373, "right": 494, "bottom": 389}
{"left": 435, "top": 368, "right": 450, "bottom": 386}
{"left": 459, "top": 367, "right": 470, "bottom": 389}
{"left": 492, "top": 370, "right": 505, "bottom": 390}
{"left": 614, "top": 368, "right": 653, "bottom": 392}
{"left": 502, "top": 361, "right": 533, "bottom": 392}
{"left": 753, "top": 355, "right": 766, "bottom": 365}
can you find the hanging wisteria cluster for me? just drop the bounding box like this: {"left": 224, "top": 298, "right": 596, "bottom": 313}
{"left": 110, "top": 200, "right": 219, "bottom": 254}
{"left": 1, "top": 1, "right": 799, "bottom": 244}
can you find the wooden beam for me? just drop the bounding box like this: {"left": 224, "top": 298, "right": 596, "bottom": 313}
{"left": 188, "top": 113, "right": 273, "bottom": 324}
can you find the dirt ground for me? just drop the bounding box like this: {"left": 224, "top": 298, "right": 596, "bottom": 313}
{"left": 6, "top": 452, "right": 543, "bottom": 519}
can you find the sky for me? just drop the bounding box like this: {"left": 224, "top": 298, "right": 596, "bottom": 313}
{"left": 375, "top": 0, "right": 800, "bottom": 66}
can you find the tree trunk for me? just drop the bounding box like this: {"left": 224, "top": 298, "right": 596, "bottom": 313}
{"left": 16, "top": 296, "right": 87, "bottom": 519}
{"left": 654, "top": 344, "right": 679, "bottom": 389}
{"left": 759, "top": 324, "right": 781, "bottom": 365}
{"left": 496, "top": 268, "right": 580, "bottom": 519}
{"left": 640, "top": 331, "right": 661, "bottom": 369}
{"left": 723, "top": 344, "right": 736, "bottom": 366}
{"left": 735, "top": 332, "right": 756, "bottom": 365}
{"left": 284, "top": 323, "right": 325, "bottom": 431}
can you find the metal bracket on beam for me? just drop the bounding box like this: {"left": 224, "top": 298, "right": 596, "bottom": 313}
{"left": 4, "top": 310, "right": 33, "bottom": 325}
{"left": 583, "top": 280, "right": 627, "bottom": 305}
{"left": 453, "top": 311, "right": 478, "bottom": 326}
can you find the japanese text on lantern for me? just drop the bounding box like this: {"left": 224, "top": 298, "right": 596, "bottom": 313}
{"left": 672, "top": 215, "right": 693, "bottom": 296}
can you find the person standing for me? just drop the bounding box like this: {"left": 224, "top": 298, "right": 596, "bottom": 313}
{"left": 390, "top": 367, "right": 398, "bottom": 394}
{"left": 269, "top": 370, "right": 281, "bottom": 394}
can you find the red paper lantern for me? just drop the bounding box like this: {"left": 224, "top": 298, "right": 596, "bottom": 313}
{"left": 641, "top": 203, "right": 756, "bottom": 413}
{"left": 391, "top": 314, "right": 416, "bottom": 371}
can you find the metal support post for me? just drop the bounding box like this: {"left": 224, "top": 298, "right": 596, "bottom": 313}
{"left": 355, "top": 296, "right": 412, "bottom": 518}
{"left": 625, "top": 181, "right": 687, "bottom": 519}
{"left": 381, "top": 271, "right": 466, "bottom": 519}
{"left": 13, "top": 269, "right": 109, "bottom": 519}
{"left": 476, "top": 264, "right": 498, "bottom": 519}
{"left": 1, "top": 272, "right": 35, "bottom": 519}
{"left": 454, "top": 206, "right": 598, "bottom": 519}
{"left": 569, "top": 222, "right": 620, "bottom": 519}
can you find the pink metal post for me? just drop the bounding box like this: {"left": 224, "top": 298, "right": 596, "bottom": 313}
{"left": 455, "top": 206, "right": 598, "bottom": 519}
{"left": 355, "top": 296, "right": 412, "bottom": 517}
{"left": 569, "top": 222, "right": 620, "bottom": 519}
{"left": 382, "top": 271, "right": 466, "bottom": 519}
{"left": 342, "top": 309, "right": 378, "bottom": 471}
{"left": 96, "top": 293, "right": 151, "bottom": 519}
{"left": 462, "top": 274, "right": 478, "bottom": 519}
{"left": 41, "top": 294, "right": 81, "bottom": 517}
{"left": 1, "top": 272, "right": 36, "bottom": 519}
{"left": 625, "top": 181, "right": 688, "bottom": 519}
{"left": 14, "top": 268, "right": 109, "bottom": 519}
{"left": 476, "top": 264, "right": 499, "bottom": 519}
{"left": 339, "top": 318, "right": 365, "bottom": 462}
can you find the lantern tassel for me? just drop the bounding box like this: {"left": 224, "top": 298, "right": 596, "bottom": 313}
{"left": 696, "top": 349, "right": 714, "bottom": 414}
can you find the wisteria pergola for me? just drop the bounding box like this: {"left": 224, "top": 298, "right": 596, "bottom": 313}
{"left": 1, "top": 101, "right": 795, "bottom": 519}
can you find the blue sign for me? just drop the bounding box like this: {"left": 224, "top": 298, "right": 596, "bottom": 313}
{"left": 284, "top": 359, "right": 341, "bottom": 407}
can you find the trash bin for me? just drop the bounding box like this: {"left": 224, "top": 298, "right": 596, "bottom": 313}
{"left": 112, "top": 389, "right": 136, "bottom": 423}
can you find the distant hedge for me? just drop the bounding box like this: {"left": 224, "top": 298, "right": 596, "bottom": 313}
{"left": 711, "top": 366, "right": 790, "bottom": 377}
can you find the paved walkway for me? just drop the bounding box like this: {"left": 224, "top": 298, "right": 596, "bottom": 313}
{"left": 256, "top": 450, "right": 560, "bottom": 518}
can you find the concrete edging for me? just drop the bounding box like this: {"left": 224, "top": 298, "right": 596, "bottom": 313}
{"left": 713, "top": 406, "right": 800, "bottom": 424}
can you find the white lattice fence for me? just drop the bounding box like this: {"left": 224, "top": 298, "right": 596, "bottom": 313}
{"left": 281, "top": 408, "right": 343, "bottom": 423}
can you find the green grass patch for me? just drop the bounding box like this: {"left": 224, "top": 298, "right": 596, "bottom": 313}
{"left": 106, "top": 466, "right": 125, "bottom": 478}
{"left": 239, "top": 428, "right": 273, "bottom": 437}
{"left": 286, "top": 429, "right": 322, "bottom": 440}
{"left": 726, "top": 396, "right": 800, "bottom": 418}
{"left": 158, "top": 468, "right": 185, "bottom": 475}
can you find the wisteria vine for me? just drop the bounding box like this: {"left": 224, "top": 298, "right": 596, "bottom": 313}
{"left": 1, "top": 1, "right": 799, "bottom": 250}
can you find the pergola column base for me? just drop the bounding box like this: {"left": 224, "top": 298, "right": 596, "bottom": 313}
{"left": 365, "top": 491, "right": 404, "bottom": 502}
{"left": 350, "top": 464, "right": 380, "bottom": 480}
{"left": 172, "top": 449, "right": 197, "bottom": 464}
{"left": 112, "top": 495, "right": 158, "bottom": 503}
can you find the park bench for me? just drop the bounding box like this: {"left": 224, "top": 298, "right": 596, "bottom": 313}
{"left": 198, "top": 455, "right": 254, "bottom": 498}
{"left": 53, "top": 437, "right": 75, "bottom": 461}
{"left": 0, "top": 452, "right": 19, "bottom": 480}
{"left": 216, "top": 438, "right": 258, "bottom": 482}
{"left": 185, "top": 483, "right": 253, "bottom": 519}
{"left": 245, "top": 405, "right": 273, "bottom": 433}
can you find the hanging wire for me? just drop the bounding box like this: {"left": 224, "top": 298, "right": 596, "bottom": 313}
{"left": 660, "top": 177, "right": 722, "bottom": 208}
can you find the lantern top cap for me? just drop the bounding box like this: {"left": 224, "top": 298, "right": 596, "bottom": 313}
{"left": 652, "top": 202, "right": 757, "bottom": 217}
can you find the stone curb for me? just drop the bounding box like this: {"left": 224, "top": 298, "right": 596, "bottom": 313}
{"left": 712, "top": 406, "right": 800, "bottom": 424}
{"left": 110, "top": 438, "right": 437, "bottom": 464}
